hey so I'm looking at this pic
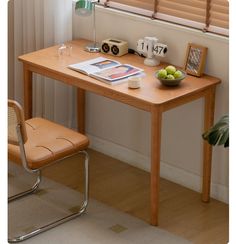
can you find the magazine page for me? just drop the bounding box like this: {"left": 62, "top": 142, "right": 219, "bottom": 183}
{"left": 97, "top": 72, "right": 146, "bottom": 86}
{"left": 91, "top": 64, "right": 143, "bottom": 81}
{"left": 68, "top": 57, "right": 120, "bottom": 75}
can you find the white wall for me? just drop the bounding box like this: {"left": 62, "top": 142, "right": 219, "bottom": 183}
{"left": 72, "top": 5, "right": 229, "bottom": 203}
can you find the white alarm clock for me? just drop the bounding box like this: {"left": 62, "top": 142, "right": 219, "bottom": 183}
{"left": 137, "top": 37, "right": 168, "bottom": 66}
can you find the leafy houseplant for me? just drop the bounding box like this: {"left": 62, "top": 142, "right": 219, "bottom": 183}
{"left": 202, "top": 115, "right": 229, "bottom": 147}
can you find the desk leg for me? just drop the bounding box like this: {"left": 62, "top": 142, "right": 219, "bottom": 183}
{"left": 77, "top": 88, "right": 86, "bottom": 134}
{"left": 202, "top": 87, "right": 216, "bottom": 202}
{"left": 150, "top": 105, "right": 162, "bottom": 226}
{"left": 23, "top": 64, "right": 33, "bottom": 119}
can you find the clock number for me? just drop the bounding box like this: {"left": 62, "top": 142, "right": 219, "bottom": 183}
{"left": 141, "top": 41, "right": 144, "bottom": 50}
{"left": 153, "top": 45, "right": 164, "bottom": 55}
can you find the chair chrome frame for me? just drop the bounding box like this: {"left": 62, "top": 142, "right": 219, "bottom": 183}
{"left": 8, "top": 124, "right": 89, "bottom": 243}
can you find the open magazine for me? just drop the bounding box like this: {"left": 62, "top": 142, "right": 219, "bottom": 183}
{"left": 68, "top": 57, "right": 144, "bottom": 85}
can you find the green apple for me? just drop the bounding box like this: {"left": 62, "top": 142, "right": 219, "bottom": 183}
{"left": 157, "top": 69, "right": 167, "bottom": 79}
{"left": 165, "top": 65, "right": 176, "bottom": 75}
{"left": 173, "top": 70, "right": 182, "bottom": 79}
{"left": 166, "top": 74, "right": 175, "bottom": 80}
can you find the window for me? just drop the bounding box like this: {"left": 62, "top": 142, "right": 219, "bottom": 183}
{"left": 99, "top": 0, "right": 229, "bottom": 36}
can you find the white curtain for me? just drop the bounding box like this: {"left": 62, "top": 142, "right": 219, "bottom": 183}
{"left": 13, "top": 0, "right": 76, "bottom": 128}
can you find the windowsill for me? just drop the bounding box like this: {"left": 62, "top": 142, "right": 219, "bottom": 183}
{"left": 97, "top": 6, "right": 228, "bottom": 43}
{"left": 72, "top": 0, "right": 228, "bottom": 43}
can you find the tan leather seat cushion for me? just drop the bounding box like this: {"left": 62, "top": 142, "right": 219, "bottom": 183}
{"left": 8, "top": 118, "right": 89, "bottom": 170}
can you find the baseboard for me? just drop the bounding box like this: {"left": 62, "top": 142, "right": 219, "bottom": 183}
{"left": 88, "top": 134, "right": 229, "bottom": 204}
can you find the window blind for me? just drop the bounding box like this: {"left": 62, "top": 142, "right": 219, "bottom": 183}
{"left": 99, "top": 0, "right": 229, "bottom": 36}
{"left": 209, "top": 0, "right": 229, "bottom": 29}
{"left": 106, "top": 0, "right": 154, "bottom": 11}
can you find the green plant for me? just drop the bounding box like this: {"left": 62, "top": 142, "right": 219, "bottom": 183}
{"left": 202, "top": 115, "right": 229, "bottom": 147}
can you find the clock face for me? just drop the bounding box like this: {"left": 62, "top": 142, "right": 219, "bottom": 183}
{"left": 153, "top": 44, "right": 168, "bottom": 57}
{"left": 137, "top": 39, "right": 146, "bottom": 53}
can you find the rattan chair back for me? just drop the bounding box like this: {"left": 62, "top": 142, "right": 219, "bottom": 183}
{"left": 8, "top": 100, "right": 27, "bottom": 145}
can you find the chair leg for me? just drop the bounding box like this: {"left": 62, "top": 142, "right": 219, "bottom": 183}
{"left": 8, "top": 150, "right": 89, "bottom": 243}
{"left": 8, "top": 171, "right": 41, "bottom": 202}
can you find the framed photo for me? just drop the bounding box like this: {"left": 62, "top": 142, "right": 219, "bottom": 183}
{"left": 184, "top": 43, "right": 208, "bottom": 77}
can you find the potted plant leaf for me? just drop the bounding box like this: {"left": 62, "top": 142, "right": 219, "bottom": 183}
{"left": 202, "top": 115, "right": 229, "bottom": 147}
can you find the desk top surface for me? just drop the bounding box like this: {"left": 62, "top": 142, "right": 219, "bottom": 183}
{"left": 19, "top": 39, "right": 221, "bottom": 111}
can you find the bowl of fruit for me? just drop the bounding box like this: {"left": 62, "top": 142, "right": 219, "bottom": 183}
{"left": 156, "top": 65, "right": 186, "bottom": 87}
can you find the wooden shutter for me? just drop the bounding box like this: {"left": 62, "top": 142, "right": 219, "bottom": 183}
{"left": 107, "top": 0, "right": 154, "bottom": 11}
{"left": 100, "top": 0, "right": 154, "bottom": 17}
{"left": 156, "top": 0, "right": 206, "bottom": 24}
{"left": 100, "top": 0, "right": 229, "bottom": 36}
{"left": 209, "top": 0, "right": 229, "bottom": 29}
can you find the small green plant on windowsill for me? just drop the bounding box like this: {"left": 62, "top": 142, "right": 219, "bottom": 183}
{"left": 202, "top": 115, "right": 229, "bottom": 147}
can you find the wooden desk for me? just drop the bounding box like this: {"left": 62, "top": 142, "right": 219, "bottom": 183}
{"left": 19, "top": 39, "right": 221, "bottom": 226}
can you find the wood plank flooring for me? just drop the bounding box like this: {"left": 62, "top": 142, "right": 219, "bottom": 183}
{"left": 43, "top": 149, "right": 228, "bottom": 244}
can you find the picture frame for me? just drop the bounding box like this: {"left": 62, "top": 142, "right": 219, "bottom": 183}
{"left": 184, "top": 43, "right": 208, "bottom": 77}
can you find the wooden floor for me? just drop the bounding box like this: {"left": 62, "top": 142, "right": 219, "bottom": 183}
{"left": 43, "top": 149, "right": 228, "bottom": 244}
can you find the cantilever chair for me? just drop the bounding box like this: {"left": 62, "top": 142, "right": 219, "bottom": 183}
{"left": 8, "top": 99, "right": 89, "bottom": 243}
